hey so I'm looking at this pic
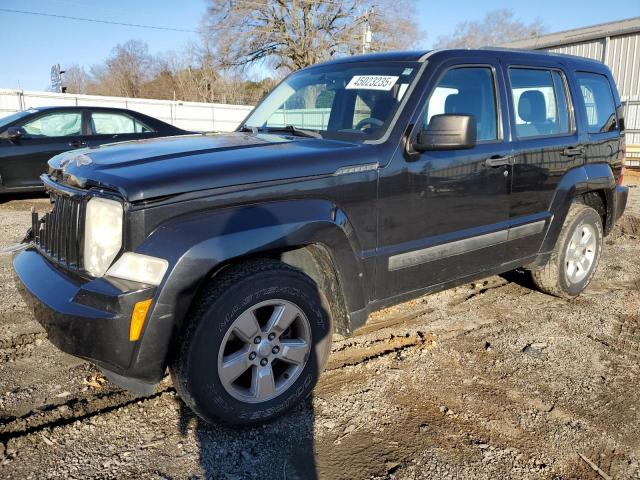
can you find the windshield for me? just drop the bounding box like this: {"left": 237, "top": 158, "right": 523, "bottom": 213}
{"left": 242, "top": 61, "right": 421, "bottom": 142}
{"left": 0, "top": 110, "right": 36, "bottom": 130}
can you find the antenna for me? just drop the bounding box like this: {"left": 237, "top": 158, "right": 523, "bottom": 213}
{"left": 361, "top": 8, "right": 372, "bottom": 54}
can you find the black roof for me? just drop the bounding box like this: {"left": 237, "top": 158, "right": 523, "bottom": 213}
{"left": 24, "top": 105, "right": 141, "bottom": 113}
{"left": 311, "top": 47, "right": 606, "bottom": 69}
{"left": 316, "top": 50, "right": 431, "bottom": 65}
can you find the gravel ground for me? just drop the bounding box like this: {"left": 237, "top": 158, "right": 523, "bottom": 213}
{"left": 0, "top": 176, "right": 639, "bottom": 480}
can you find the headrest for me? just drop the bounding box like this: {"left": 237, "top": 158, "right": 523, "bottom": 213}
{"left": 444, "top": 93, "right": 459, "bottom": 113}
{"left": 444, "top": 91, "right": 481, "bottom": 116}
{"left": 518, "top": 90, "right": 547, "bottom": 123}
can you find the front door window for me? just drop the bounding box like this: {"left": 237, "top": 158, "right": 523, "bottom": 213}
{"left": 422, "top": 67, "right": 498, "bottom": 142}
{"left": 21, "top": 112, "right": 82, "bottom": 137}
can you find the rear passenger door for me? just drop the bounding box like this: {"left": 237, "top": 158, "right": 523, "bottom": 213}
{"left": 503, "top": 63, "right": 581, "bottom": 262}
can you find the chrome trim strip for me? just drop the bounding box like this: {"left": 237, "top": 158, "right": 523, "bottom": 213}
{"left": 507, "top": 220, "right": 546, "bottom": 241}
{"left": 41, "top": 174, "right": 85, "bottom": 197}
{"left": 388, "top": 230, "right": 508, "bottom": 271}
{"left": 334, "top": 163, "right": 379, "bottom": 176}
{"left": 388, "top": 220, "right": 547, "bottom": 271}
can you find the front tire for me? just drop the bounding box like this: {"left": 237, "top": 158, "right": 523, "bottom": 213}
{"left": 170, "top": 259, "right": 332, "bottom": 426}
{"left": 531, "top": 203, "right": 603, "bottom": 298}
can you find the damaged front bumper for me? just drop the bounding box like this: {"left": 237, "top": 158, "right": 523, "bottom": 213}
{"left": 12, "top": 248, "right": 161, "bottom": 394}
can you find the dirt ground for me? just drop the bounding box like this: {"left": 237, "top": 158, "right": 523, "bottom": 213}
{"left": 1, "top": 174, "right": 640, "bottom": 480}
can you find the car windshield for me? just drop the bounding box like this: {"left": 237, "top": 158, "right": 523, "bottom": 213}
{"left": 0, "top": 110, "right": 35, "bottom": 130}
{"left": 242, "top": 61, "right": 421, "bottom": 142}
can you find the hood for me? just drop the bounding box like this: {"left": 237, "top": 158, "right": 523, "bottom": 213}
{"left": 48, "top": 132, "right": 364, "bottom": 202}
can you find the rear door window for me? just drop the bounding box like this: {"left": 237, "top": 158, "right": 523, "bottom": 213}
{"left": 508, "top": 68, "right": 571, "bottom": 139}
{"left": 422, "top": 66, "right": 498, "bottom": 142}
{"left": 90, "top": 112, "right": 153, "bottom": 135}
{"left": 576, "top": 72, "right": 617, "bottom": 133}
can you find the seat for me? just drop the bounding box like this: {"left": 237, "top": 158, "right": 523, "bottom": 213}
{"left": 444, "top": 91, "right": 494, "bottom": 140}
{"left": 517, "top": 90, "right": 552, "bottom": 137}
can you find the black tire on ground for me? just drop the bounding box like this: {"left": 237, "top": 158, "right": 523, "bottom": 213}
{"left": 531, "top": 203, "right": 603, "bottom": 298}
{"left": 170, "top": 259, "right": 333, "bottom": 426}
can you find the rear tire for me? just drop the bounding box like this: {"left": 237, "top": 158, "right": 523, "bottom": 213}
{"left": 531, "top": 203, "right": 603, "bottom": 298}
{"left": 170, "top": 259, "right": 332, "bottom": 426}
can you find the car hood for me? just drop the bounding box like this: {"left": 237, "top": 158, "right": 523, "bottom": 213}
{"left": 47, "top": 132, "right": 366, "bottom": 202}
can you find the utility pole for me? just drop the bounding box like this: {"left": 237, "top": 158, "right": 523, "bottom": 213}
{"left": 361, "top": 8, "right": 372, "bottom": 54}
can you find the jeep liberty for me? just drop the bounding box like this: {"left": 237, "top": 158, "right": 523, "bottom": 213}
{"left": 12, "top": 49, "right": 629, "bottom": 425}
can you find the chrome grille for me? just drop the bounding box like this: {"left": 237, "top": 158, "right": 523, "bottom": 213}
{"left": 34, "top": 190, "right": 84, "bottom": 270}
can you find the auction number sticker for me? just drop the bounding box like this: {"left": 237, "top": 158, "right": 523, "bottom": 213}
{"left": 346, "top": 75, "right": 399, "bottom": 91}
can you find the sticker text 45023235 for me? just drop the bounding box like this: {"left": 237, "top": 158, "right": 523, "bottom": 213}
{"left": 346, "top": 75, "right": 399, "bottom": 91}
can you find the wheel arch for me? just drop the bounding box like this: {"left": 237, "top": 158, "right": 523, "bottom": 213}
{"left": 540, "top": 163, "right": 616, "bottom": 256}
{"left": 127, "top": 199, "right": 368, "bottom": 381}
{"left": 192, "top": 243, "right": 352, "bottom": 336}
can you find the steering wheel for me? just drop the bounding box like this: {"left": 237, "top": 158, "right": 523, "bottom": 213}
{"left": 355, "top": 117, "right": 384, "bottom": 131}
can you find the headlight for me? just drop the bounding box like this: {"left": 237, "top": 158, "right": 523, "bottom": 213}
{"left": 84, "top": 197, "right": 123, "bottom": 277}
{"left": 106, "top": 252, "right": 169, "bottom": 286}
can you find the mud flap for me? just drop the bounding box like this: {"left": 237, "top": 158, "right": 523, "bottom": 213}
{"left": 101, "top": 367, "right": 158, "bottom": 396}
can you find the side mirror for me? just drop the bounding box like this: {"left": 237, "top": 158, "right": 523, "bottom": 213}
{"left": 413, "top": 114, "right": 476, "bottom": 152}
{"left": 6, "top": 126, "right": 24, "bottom": 142}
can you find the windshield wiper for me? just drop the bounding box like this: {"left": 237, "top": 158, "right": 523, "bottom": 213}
{"left": 238, "top": 124, "right": 259, "bottom": 134}
{"left": 265, "top": 125, "right": 323, "bottom": 139}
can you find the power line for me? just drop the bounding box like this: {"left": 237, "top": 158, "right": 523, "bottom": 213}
{"left": 0, "top": 7, "right": 200, "bottom": 33}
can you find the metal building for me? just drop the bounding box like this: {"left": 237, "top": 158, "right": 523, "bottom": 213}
{"left": 504, "top": 16, "right": 640, "bottom": 164}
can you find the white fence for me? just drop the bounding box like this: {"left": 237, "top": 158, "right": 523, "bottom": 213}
{"left": 0, "top": 89, "right": 254, "bottom": 132}
{"left": 267, "top": 108, "right": 331, "bottom": 130}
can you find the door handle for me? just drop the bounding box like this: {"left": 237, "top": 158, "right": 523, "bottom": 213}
{"left": 67, "top": 140, "right": 87, "bottom": 148}
{"left": 485, "top": 155, "right": 514, "bottom": 167}
{"left": 562, "top": 146, "right": 584, "bottom": 157}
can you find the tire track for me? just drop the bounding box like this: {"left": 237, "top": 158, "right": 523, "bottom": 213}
{"left": 592, "top": 314, "right": 640, "bottom": 359}
{"left": 0, "top": 385, "right": 175, "bottom": 444}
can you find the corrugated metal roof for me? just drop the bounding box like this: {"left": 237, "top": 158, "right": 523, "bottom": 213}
{"left": 504, "top": 16, "right": 640, "bottom": 49}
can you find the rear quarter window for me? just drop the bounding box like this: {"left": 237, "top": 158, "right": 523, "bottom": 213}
{"left": 576, "top": 72, "right": 617, "bottom": 134}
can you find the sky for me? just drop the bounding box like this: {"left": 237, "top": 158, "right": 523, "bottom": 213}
{"left": 0, "top": 0, "right": 638, "bottom": 91}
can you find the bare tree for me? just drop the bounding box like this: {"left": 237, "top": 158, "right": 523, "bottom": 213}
{"left": 202, "top": 0, "right": 423, "bottom": 71}
{"left": 434, "top": 9, "right": 547, "bottom": 49}
{"left": 61, "top": 64, "right": 91, "bottom": 94}
{"left": 152, "top": 45, "right": 274, "bottom": 105}
{"left": 91, "top": 40, "right": 154, "bottom": 97}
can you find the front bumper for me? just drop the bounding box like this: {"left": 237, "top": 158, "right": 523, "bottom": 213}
{"left": 13, "top": 248, "right": 161, "bottom": 389}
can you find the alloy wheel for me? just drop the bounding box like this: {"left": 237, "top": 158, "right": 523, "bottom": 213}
{"left": 217, "top": 299, "right": 312, "bottom": 403}
{"left": 565, "top": 223, "right": 597, "bottom": 284}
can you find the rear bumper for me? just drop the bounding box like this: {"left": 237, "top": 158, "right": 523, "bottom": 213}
{"left": 13, "top": 248, "right": 161, "bottom": 388}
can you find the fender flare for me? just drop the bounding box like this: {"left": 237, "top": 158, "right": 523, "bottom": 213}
{"left": 540, "top": 163, "right": 615, "bottom": 255}
{"left": 128, "top": 199, "right": 368, "bottom": 379}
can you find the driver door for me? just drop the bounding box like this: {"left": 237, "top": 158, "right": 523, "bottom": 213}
{"left": 376, "top": 61, "right": 513, "bottom": 299}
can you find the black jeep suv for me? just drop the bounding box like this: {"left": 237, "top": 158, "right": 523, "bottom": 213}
{"left": 12, "top": 49, "right": 628, "bottom": 425}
